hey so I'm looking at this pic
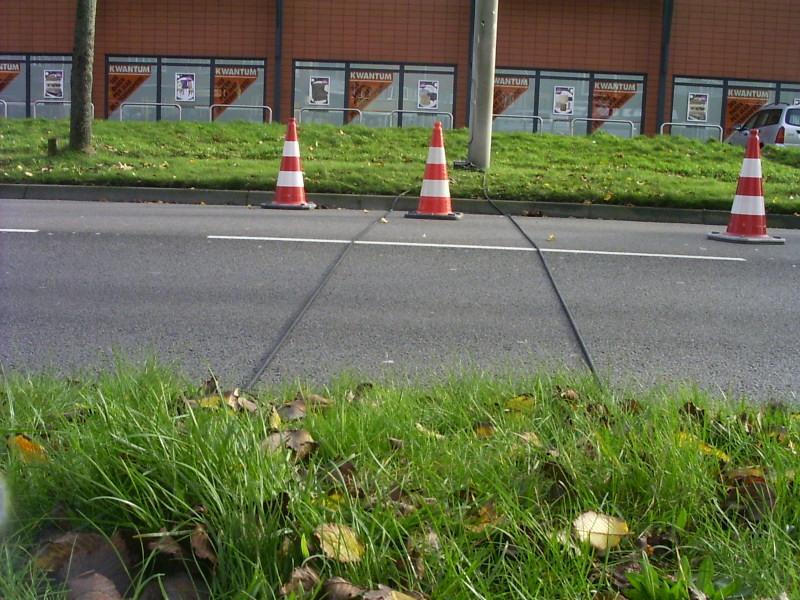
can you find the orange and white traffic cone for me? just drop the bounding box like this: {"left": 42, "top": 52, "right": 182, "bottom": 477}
{"left": 708, "top": 130, "right": 784, "bottom": 244}
{"left": 405, "top": 121, "right": 462, "bottom": 220}
{"left": 261, "top": 118, "right": 316, "bottom": 210}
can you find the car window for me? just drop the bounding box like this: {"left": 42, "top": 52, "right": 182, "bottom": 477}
{"left": 742, "top": 112, "right": 760, "bottom": 129}
{"left": 762, "top": 109, "right": 782, "bottom": 126}
{"left": 786, "top": 109, "right": 800, "bottom": 127}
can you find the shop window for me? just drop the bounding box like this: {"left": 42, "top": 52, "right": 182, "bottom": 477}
{"left": 107, "top": 56, "right": 266, "bottom": 122}
{"left": 778, "top": 85, "right": 800, "bottom": 107}
{"left": 0, "top": 54, "right": 72, "bottom": 118}
{"left": 492, "top": 69, "right": 644, "bottom": 136}
{"left": 671, "top": 78, "right": 724, "bottom": 140}
{"left": 0, "top": 56, "right": 27, "bottom": 118}
{"left": 292, "top": 60, "right": 456, "bottom": 127}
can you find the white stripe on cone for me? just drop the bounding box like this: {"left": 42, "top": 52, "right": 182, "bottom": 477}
{"left": 426, "top": 146, "right": 447, "bottom": 165}
{"left": 277, "top": 170, "right": 304, "bottom": 187}
{"left": 731, "top": 194, "right": 766, "bottom": 216}
{"left": 420, "top": 179, "right": 450, "bottom": 198}
{"left": 739, "top": 158, "right": 762, "bottom": 179}
{"left": 283, "top": 140, "right": 300, "bottom": 158}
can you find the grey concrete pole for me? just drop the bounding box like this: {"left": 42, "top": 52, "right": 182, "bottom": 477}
{"left": 467, "top": 0, "right": 499, "bottom": 170}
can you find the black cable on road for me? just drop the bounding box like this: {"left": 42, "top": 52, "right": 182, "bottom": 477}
{"left": 481, "top": 175, "right": 601, "bottom": 383}
{"left": 241, "top": 191, "right": 409, "bottom": 391}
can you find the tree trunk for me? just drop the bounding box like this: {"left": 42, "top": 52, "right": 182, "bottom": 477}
{"left": 69, "top": 0, "right": 98, "bottom": 152}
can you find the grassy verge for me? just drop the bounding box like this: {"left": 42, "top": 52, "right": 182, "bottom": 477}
{"left": 1, "top": 364, "right": 797, "bottom": 598}
{"left": 1, "top": 119, "right": 799, "bottom": 214}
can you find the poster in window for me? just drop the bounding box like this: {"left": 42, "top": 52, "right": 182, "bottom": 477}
{"left": 591, "top": 80, "right": 638, "bottom": 132}
{"left": 687, "top": 93, "right": 709, "bottom": 122}
{"left": 44, "top": 70, "right": 64, "bottom": 99}
{"left": 309, "top": 76, "right": 330, "bottom": 105}
{"left": 348, "top": 70, "right": 394, "bottom": 123}
{"left": 553, "top": 86, "right": 574, "bottom": 116}
{"left": 794, "top": 98, "right": 800, "bottom": 106}
{"left": 175, "top": 73, "right": 196, "bottom": 102}
{"left": 108, "top": 64, "right": 153, "bottom": 113}
{"left": 417, "top": 80, "right": 439, "bottom": 110}
{"left": 492, "top": 76, "right": 529, "bottom": 116}
{"left": 213, "top": 66, "right": 259, "bottom": 119}
{"left": 0, "top": 62, "right": 21, "bottom": 95}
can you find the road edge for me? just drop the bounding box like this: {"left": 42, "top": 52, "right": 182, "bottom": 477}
{"left": 1, "top": 183, "right": 798, "bottom": 229}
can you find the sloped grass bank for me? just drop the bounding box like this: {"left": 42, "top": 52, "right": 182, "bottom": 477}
{"left": 0, "top": 365, "right": 797, "bottom": 598}
{"left": 1, "top": 119, "right": 799, "bottom": 213}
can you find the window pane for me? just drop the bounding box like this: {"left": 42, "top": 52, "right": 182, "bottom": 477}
{"left": 786, "top": 109, "right": 800, "bottom": 126}
{"left": 0, "top": 57, "right": 27, "bottom": 118}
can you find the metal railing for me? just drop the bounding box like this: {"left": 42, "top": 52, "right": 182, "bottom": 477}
{"left": 296, "top": 107, "right": 363, "bottom": 124}
{"left": 0, "top": 99, "right": 6, "bottom": 118}
{"left": 492, "top": 114, "right": 544, "bottom": 133}
{"left": 209, "top": 104, "right": 272, "bottom": 123}
{"left": 570, "top": 117, "right": 636, "bottom": 138}
{"left": 32, "top": 100, "right": 94, "bottom": 119}
{"left": 390, "top": 109, "right": 454, "bottom": 129}
{"left": 659, "top": 122, "right": 724, "bottom": 142}
{"left": 119, "top": 102, "right": 182, "bottom": 121}
{"left": 362, "top": 111, "right": 394, "bottom": 127}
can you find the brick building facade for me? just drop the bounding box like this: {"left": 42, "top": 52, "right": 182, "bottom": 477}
{"left": 1, "top": 0, "right": 798, "bottom": 137}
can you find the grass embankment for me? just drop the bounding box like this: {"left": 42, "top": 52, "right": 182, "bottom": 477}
{"left": 1, "top": 119, "right": 799, "bottom": 214}
{"left": 1, "top": 365, "right": 798, "bottom": 598}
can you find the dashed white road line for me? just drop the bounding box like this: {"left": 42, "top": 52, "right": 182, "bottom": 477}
{"left": 208, "top": 234, "right": 746, "bottom": 262}
{"left": 0, "top": 229, "right": 39, "bottom": 233}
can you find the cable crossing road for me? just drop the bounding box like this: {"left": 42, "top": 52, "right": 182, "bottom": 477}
{"left": 1, "top": 198, "right": 797, "bottom": 400}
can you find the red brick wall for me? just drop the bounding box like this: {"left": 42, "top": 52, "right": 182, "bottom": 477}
{"left": 0, "top": 0, "right": 77, "bottom": 53}
{"left": 280, "top": 0, "right": 471, "bottom": 125}
{"left": 497, "top": 0, "right": 663, "bottom": 133}
{"left": 671, "top": 0, "right": 799, "bottom": 81}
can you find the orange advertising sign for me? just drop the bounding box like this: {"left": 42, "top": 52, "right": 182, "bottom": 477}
{"left": 213, "top": 66, "right": 258, "bottom": 119}
{"left": 591, "top": 80, "right": 637, "bottom": 132}
{"left": 108, "top": 64, "right": 152, "bottom": 113}
{"left": 725, "top": 88, "right": 769, "bottom": 137}
{"left": 0, "top": 62, "right": 22, "bottom": 94}
{"left": 492, "top": 76, "right": 529, "bottom": 116}
{"left": 347, "top": 70, "right": 394, "bottom": 122}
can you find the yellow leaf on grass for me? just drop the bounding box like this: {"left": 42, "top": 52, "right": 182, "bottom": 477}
{"left": 572, "top": 511, "right": 629, "bottom": 553}
{"left": 315, "top": 524, "right": 364, "bottom": 563}
{"left": 8, "top": 434, "right": 47, "bottom": 463}
{"left": 677, "top": 432, "right": 730, "bottom": 462}
{"left": 504, "top": 393, "right": 536, "bottom": 413}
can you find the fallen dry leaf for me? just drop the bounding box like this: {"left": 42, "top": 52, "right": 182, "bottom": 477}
{"left": 388, "top": 437, "right": 405, "bottom": 450}
{"left": 723, "top": 466, "right": 776, "bottom": 523}
{"left": 415, "top": 423, "right": 445, "bottom": 440}
{"left": 139, "top": 572, "right": 210, "bottom": 600}
{"left": 363, "top": 585, "right": 421, "bottom": 600}
{"left": 66, "top": 572, "right": 123, "bottom": 599}
{"left": 146, "top": 528, "right": 184, "bottom": 560}
{"left": 572, "top": 511, "right": 629, "bottom": 553}
{"left": 514, "top": 431, "right": 543, "bottom": 447}
{"left": 34, "top": 531, "right": 133, "bottom": 594}
{"left": 557, "top": 386, "right": 580, "bottom": 404}
{"left": 473, "top": 421, "right": 495, "bottom": 439}
{"left": 190, "top": 524, "right": 217, "bottom": 567}
{"left": 277, "top": 398, "right": 306, "bottom": 421}
{"left": 466, "top": 502, "right": 500, "bottom": 533}
{"left": 315, "top": 524, "right": 365, "bottom": 563}
{"left": 7, "top": 434, "right": 47, "bottom": 463}
{"left": 677, "top": 432, "right": 730, "bottom": 462}
{"left": 262, "top": 429, "right": 318, "bottom": 460}
{"left": 504, "top": 393, "right": 536, "bottom": 413}
{"left": 279, "top": 565, "right": 320, "bottom": 597}
{"left": 546, "top": 234, "right": 556, "bottom": 242}
{"left": 322, "top": 576, "right": 365, "bottom": 599}
{"left": 268, "top": 406, "right": 283, "bottom": 430}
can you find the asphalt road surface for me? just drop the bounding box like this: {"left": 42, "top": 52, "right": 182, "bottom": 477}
{"left": 1, "top": 198, "right": 798, "bottom": 401}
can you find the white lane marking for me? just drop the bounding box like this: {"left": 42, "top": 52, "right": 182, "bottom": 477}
{"left": 208, "top": 234, "right": 349, "bottom": 244}
{"left": 0, "top": 229, "right": 39, "bottom": 233}
{"left": 207, "top": 235, "right": 746, "bottom": 262}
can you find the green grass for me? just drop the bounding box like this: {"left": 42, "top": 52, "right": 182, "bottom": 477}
{"left": 1, "top": 119, "right": 799, "bottom": 214}
{"left": 1, "top": 364, "right": 798, "bottom": 598}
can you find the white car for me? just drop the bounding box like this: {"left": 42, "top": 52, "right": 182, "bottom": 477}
{"left": 726, "top": 103, "right": 800, "bottom": 148}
